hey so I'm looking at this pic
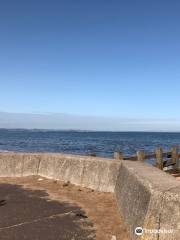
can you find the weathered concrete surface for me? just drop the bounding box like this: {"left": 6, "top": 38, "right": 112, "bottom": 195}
{"left": 0, "top": 153, "right": 40, "bottom": 177}
{"left": 115, "top": 161, "right": 180, "bottom": 240}
{"left": 0, "top": 153, "right": 24, "bottom": 177}
{"left": 1, "top": 152, "right": 180, "bottom": 239}
{"left": 0, "top": 153, "right": 121, "bottom": 192}
{"left": 81, "top": 156, "right": 119, "bottom": 191}
{"left": 0, "top": 183, "right": 95, "bottom": 240}
{"left": 0, "top": 176, "right": 130, "bottom": 240}
{"left": 22, "top": 154, "right": 40, "bottom": 176}
{"left": 159, "top": 186, "right": 180, "bottom": 240}
{"left": 38, "top": 153, "right": 121, "bottom": 192}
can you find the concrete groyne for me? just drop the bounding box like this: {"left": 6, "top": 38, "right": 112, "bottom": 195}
{"left": 0, "top": 152, "right": 180, "bottom": 239}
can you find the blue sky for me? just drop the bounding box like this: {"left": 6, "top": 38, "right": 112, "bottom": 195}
{"left": 0, "top": 0, "right": 180, "bottom": 130}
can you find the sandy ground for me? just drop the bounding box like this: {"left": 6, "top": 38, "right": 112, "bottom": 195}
{"left": 174, "top": 175, "right": 180, "bottom": 180}
{"left": 0, "top": 176, "right": 130, "bottom": 240}
{"left": 168, "top": 169, "right": 180, "bottom": 180}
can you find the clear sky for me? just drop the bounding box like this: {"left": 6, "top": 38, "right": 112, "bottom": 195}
{"left": 0, "top": 0, "right": 180, "bottom": 130}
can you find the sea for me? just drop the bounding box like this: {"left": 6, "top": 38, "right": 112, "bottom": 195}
{"left": 0, "top": 129, "right": 180, "bottom": 159}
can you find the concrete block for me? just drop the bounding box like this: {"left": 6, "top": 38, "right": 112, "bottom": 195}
{"left": 0, "top": 153, "right": 24, "bottom": 177}
{"left": 115, "top": 161, "right": 180, "bottom": 240}
{"left": 81, "top": 157, "right": 121, "bottom": 192}
{"left": 38, "top": 153, "right": 121, "bottom": 192}
{"left": 159, "top": 186, "right": 180, "bottom": 239}
{"left": 38, "top": 153, "right": 84, "bottom": 185}
{"left": 56, "top": 155, "right": 84, "bottom": 185}
{"left": 22, "top": 153, "right": 41, "bottom": 176}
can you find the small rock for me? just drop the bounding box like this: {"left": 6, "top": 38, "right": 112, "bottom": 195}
{"left": 88, "top": 189, "right": 94, "bottom": 193}
{"left": 53, "top": 180, "right": 58, "bottom": 184}
{"left": 78, "top": 189, "right": 82, "bottom": 191}
{"left": 63, "top": 181, "right": 70, "bottom": 187}
{"left": 75, "top": 212, "right": 88, "bottom": 219}
{"left": 0, "top": 200, "right": 6, "bottom": 206}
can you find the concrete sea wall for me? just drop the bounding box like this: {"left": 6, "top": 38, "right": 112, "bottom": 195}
{"left": 0, "top": 152, "right": 121, "bottom": 192}
{"left": 0, "top": 152, "right": 180, "bottom": 239}
{"left": 115, "top": 161, "right": 180, "bottom": 240}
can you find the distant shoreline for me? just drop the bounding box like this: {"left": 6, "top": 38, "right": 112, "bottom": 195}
{"left": 0, "top": 128, "right": 180, "bottom": 133}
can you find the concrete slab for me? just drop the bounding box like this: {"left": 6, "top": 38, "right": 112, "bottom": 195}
{"left": 0, "top": 176, "right": 130, "bottom": 240}
{"left": 0, "top": 153, "right": 24, "bottom": 177}
{"left": 0, "top": 183, "right": 95, "bottom": 240}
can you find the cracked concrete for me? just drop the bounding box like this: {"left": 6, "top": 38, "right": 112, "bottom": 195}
{"left": 0, "top": 211, "right": 76, "bottom": 230}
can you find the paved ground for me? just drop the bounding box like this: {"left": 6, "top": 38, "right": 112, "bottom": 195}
{"left": 0, "top": 183, "right": 94, "bottom": 240}
{"left": 0, "top": 177, "right": 130, "bottom": 240}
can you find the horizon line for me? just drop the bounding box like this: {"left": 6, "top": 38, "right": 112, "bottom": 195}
{"left": 1, "top": 128, "right": 180, "bottom": 133}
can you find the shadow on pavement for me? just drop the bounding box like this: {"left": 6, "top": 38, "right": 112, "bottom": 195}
{"left": 0, "top": 183, "right": 95, "bottom": 240}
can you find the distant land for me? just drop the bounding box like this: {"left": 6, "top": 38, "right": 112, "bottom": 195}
{"left": 1, "top": 128, "right": 180, "bottom": 134}
{"left": 0, "top": 111, "right": 180, "bottom": 132}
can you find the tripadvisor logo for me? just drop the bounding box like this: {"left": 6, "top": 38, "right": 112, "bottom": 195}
{"left": 135, "top": 227, "right": 144, "bottom": 236}
{"left": 135, "top": 227, "right": 174, "bottom": 236}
